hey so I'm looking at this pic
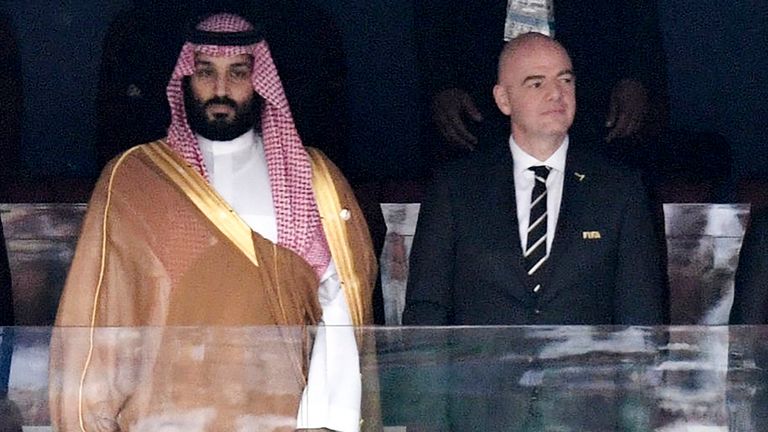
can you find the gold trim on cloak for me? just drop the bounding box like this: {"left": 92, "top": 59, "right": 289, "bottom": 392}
{"left": 140, "top": 142, "right": 376, "bottom": 328}
{"left": 306, "top": 147, "right": 376, "bottom": 327}
{"left": 141, "top": 142, "right": 315, "bottom": 382}
{"left": 307, "top": 148, "right": 383, "bottom": 431}
{"left": 139, "top": 141, "right": 259, "bottom": 266}
{"left": 77, "top": 146, "right": 139, "bottom": 432}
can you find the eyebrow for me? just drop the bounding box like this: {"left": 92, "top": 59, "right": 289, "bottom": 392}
{"left": 522, "top": 75, "right": 545, "bottom": 85}
{"left": 193, "top": 60, "right": 253, "bottom": 68}
{"left": 521, "top": 69, "right": 575, "bottom": 85}
{"left": 194, "top": 59, "right": 213, "bottom": 67}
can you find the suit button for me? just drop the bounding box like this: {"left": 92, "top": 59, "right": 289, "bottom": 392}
{"left": 534, "top": 309, "right": 541, "bottom": 316}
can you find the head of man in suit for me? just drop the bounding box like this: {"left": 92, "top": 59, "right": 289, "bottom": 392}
{"left": 493, "top": 33, "right": 576, "bottom": 161}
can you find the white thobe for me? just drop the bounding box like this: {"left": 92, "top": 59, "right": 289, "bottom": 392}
{"left": 198, "top": 130, "right": 361, "bottom": 432}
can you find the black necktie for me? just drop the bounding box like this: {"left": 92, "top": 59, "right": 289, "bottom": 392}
{"left": 525, "top": 166, "right": 551, "bottom": 292}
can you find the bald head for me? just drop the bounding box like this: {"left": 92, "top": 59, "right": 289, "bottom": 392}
{"left": 492, "top": 32, "right": 576, "bottom": 159}
{"left": 497, "top": 32, "right": 570, "bottom": 84}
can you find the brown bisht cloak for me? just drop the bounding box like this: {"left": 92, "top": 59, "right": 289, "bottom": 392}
{"left": 50, "top": 141, "right": 376, "bottom": 431}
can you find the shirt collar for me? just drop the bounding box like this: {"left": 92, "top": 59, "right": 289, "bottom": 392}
{"left": 509, "top": 135, "right": 569, "bottom": 176}
{"left": 196, "top": 128, "right": 260, "bottom": 156}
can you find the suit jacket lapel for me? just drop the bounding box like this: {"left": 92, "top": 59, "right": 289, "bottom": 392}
{"left": 487, "top": 152, "right": 536, "bottom": 303}
{"left": 542, "top": 149, "right": 588, "bottom": 302}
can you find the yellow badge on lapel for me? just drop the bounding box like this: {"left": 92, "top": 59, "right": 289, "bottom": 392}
{"left": 582, "top": 231, "right": 602, "bottom": 240}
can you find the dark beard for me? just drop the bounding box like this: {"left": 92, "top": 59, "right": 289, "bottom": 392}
{"left": 183, "top": 79, "right": 263, "bottom": 141}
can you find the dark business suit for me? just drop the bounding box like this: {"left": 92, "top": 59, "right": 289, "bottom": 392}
{"left": 729, "top": 211, "right": 768, "bottom": 432}
{"left": 399, "top": 141, "right": 666, "bottom": 431}
{"left": 402, "top": 142, "right": 668, "bottom": 326}
{"left": 0, "top": 220, "right": 12, "bottom": 327}
{"left": 730, "top": 209, "right": 768, "bottom": 324}
{"left": 0, "top": 219, "right": 13, "bottom": 421}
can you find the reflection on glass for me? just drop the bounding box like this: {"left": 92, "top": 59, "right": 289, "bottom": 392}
{"left": 2, "top": 326, "right": 767, "bottom": 431}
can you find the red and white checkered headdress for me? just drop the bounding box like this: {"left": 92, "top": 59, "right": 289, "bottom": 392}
{"left": 166, "top": 12, "right": 330, "bottom": 277}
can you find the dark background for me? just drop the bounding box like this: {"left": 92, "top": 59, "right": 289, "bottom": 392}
{"left": 0, "top": 0, "right": 766, "bottom": 183}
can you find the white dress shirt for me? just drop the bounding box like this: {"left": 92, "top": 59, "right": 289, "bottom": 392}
{"left": 509, "top": 136, "right": 569, "bottom": 255}
{"left": 198, "top": 130, "right": 361, "bottom": 432}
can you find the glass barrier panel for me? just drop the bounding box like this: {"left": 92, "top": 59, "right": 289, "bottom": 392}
{"left": 2, "top": 326, "right": 768, "bottom": 431}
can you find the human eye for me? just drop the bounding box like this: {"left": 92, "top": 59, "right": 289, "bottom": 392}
{"left": 194, "top": 67, "right": 215, "bottom": 80}
{"left": 527, "top": 80, "right": 543, "bottom": 89}
{"left": 229, "top": 67, "right": 251, "bottom": 83}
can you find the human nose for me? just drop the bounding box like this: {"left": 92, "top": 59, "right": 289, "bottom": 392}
{"left": 546, "top": 82, "right": 564, "bottom": 101}
{"left": 214, "top": 73, "right": 228, "bottom": 97}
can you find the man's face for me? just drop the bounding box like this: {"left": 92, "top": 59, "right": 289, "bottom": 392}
{"left": 493, "top": 39, "right": 576, "bottom": 147}
{"left": 185, "top": 53, "right": 261, "bottom": 141}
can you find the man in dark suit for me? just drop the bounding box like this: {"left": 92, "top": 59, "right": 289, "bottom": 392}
{"left": 403, "top": 33, "right": 667, "bottom": 326}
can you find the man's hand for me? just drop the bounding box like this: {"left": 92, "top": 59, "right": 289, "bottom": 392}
{"left": 605, "top": 79, "right": 649, "bottom": 142}
{"left": 431, "top": 88, "right": 484, "bottom": 150}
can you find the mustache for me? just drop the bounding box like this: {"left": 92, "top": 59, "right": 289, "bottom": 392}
{"left": 203, "top": 96, "right": 238, "bottom": 109}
